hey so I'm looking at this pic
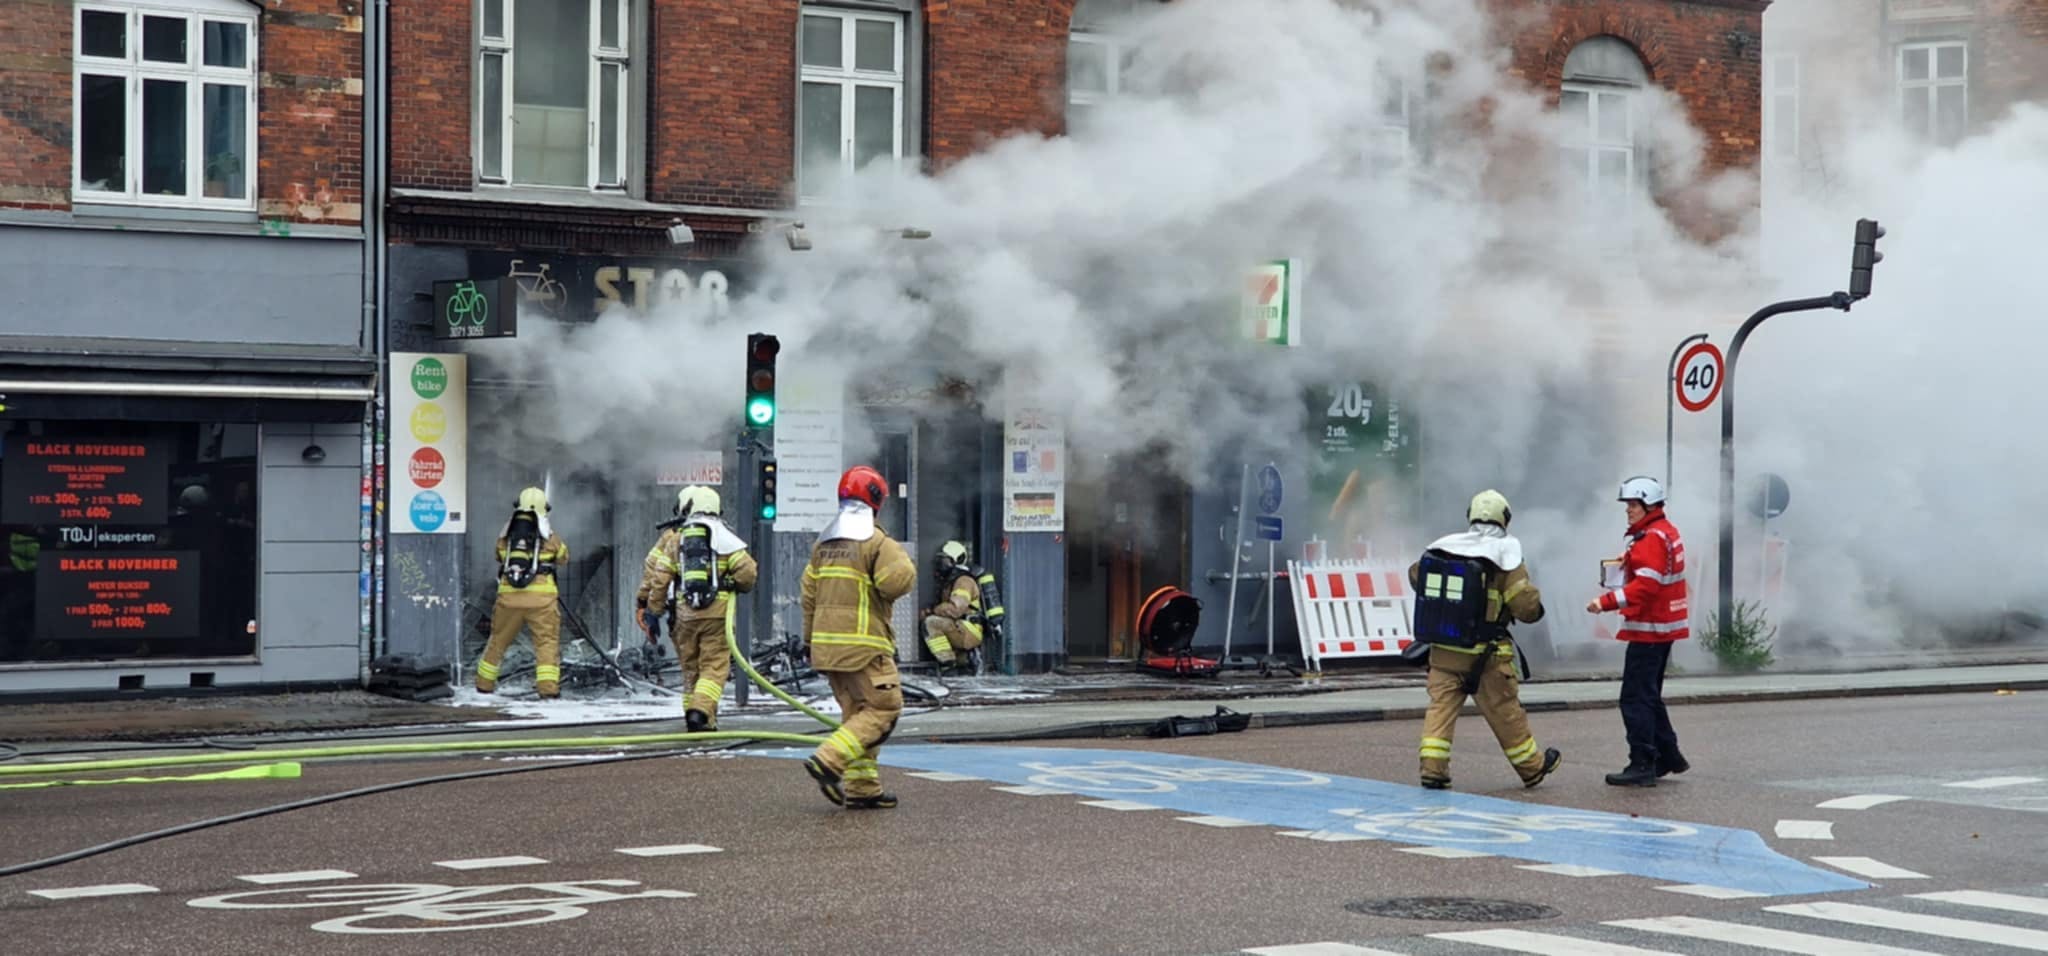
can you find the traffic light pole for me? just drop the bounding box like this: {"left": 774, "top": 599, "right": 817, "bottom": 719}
{"left": 1716, "top": 291, "right": 1852, "bottom": 639}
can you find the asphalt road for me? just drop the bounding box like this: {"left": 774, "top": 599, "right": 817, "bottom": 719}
{"left": 1, "top": 691, "right": 2042, "bottom": 955}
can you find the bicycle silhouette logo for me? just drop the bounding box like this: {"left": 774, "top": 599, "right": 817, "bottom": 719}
{"left": 186, "top": 879, "right": 693, "bottom": 935}
{"left": 508, "top": 259, "right": 566, "bottom": 315}
{"left": 1329, "top": 806, "right": 1699, "bottom": 844}
{"left": 444, "top": 280, "right": 488, "bottom": 329}
{"left": 1020, "top": 760, "right": 1332, "bottom": 794}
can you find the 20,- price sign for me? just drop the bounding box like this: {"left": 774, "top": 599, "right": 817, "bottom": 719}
{"left": 1676, "top": 342, "right": 1725, "bottom": 413}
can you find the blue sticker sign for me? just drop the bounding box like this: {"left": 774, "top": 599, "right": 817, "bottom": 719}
{"left": 1256, "top": 463, "right": 1283, "bottom": 515}
{"left": 408, "top": 491, "right": 448, "bottom": 532}
{"left": 762, "top": 745, "right": 1866, "bottom": 897}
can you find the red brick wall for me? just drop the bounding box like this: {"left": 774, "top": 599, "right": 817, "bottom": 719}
{"left": 388, "top": 0, "right": 472, "bottom": 191}
{"left": 926, "top": 0, "right": 1074, "bottom": 168}
{"left": 1977, "top": 0, "right": 2048, "bottom": 128}
{"left": 650, "top": 0, "right": 794, "bottom": 209}
{"left": 0, "top": 0, "right": 364, "bottom": 224}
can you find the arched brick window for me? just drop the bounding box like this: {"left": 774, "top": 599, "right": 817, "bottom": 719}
{"left": 1559, "top": 36, "right": 1648, "bottom": 221}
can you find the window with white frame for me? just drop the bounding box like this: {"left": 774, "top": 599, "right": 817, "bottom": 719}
{"left": 1897, "top": 40, "right": 1966, "bottom": 145}
{"left": 1366, "top": 72, "right": 1412, "bottom": 170}
{"left": 1066, "top": 0, "right": 1147, "bottom": 132}
{"left": 1765, "top": 53, "right": 1800, "bottom": 162}
{"left": 73, "top": 0, "right": 258, "bottom": 208}
{"left": 478, "top": 0, "right": 630, "bottom": 190}
{"left": 1558, "top": 37, "right": 1647, "bottom": 221}
{"left": 798, "top": 7, "right": 905, "bottom": 202}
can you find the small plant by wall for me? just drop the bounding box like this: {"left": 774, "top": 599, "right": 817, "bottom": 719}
{"left": 1701, "top": 599, "right": 1777, "bottom": 672}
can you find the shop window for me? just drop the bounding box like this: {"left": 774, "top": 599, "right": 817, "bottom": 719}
{"left": 1066, "top": 0, "right": 1154, "bottom": 134}
{"left": 1897, "top": 40, "right": 1967, "bottom": 146}
{"left": 478, "top": 0, "right": 634, "bottom": 190}
{"left": 0, "top": 421, "right": 259, "bottom": 664}
{"left": 73, "top": 0, "right": 258, "bottom": 209}
{"left": 798, "top": 5, "right": 907, "bottom": 203}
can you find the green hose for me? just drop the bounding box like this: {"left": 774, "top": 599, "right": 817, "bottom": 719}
{"left": 724, "top": 595, "right": 842, "bottom": 729}
{"left": 0, "top": 730, "right": 827, "bottom": 779}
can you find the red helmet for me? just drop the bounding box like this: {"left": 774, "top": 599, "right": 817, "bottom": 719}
{"left": 837, "top": 465, "right": 888, "bottom": 509}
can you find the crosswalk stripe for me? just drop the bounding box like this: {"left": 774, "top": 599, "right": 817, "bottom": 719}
{"left": 1429, "top": 929, "right": 1682, "bottom": 954}
{"left": 1277, "top": 830, "right": 1376, "bottom": 843}
{"left": 1516, "top": 863, "right": 1621, "bottom": 877}
{"left": 1241, "top": 944, "right": 1409, "bottom": 955}
{"left": 1397, "top": 846, "right": 1492, "bottom": 859}
{"left": 1653, "top": 883, "right": 1766, "bottom": 899}
{"left": 26, "top": 883, "right": 159, "bottom": 900}
{"left": 236, "top": 869, "right": 358, "bottom": 884}
{"left": 1942, "top": 776, "right": 2043, "bottom": 789}
{"left": 432, "top": 855, "right": 548, "bottom": 870}
{"left": 1774, "top": 819, "right": 1835, "bottom": 840}
{"left": 1079, "top": 799, "right": 1163, "bottom": 811}
{"left": 1606, "top": 915, "right": 1944, "bottom": 954}
{"left": 1767, "top": 900, "right": 2048, "bottom": 949}
{"left": 615, "top": 844, "right": 723, "bottom": 857}
{"left": 1812, "top": 856, "right": 1928, "bottom": 880}
{"left": 1915, "top": 889, "right": 2048, "bottom": 918}
{"left": 1816, "top": 794, "right": 1911, "bottom": 810}
{"left": 1177, "top": 815, "right": 1263, "bottom": 828}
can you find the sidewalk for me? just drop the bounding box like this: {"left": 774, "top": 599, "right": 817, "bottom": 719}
{"left": 4, "top": 661, "right": 2044, "bottom": 751}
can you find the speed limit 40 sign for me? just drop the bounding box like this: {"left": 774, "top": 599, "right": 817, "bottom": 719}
{"left": 1676, "top": 342, "right": 1724, "bottom": 413}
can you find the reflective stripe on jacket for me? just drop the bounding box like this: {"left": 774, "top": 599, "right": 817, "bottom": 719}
{"left": 496, "top": 533, "right": 568, "bottom": 606}
{"left": 637, "top": 527, "right": 758, "bottom": 620}
{"left": 802, "top": 530, "right": 915, "bottom": 671}
{"left": 1597, "top": 509, "right": 1689, "bottom": 642}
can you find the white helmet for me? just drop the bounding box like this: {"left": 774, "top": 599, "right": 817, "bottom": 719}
{"left": 1617, "top": 475, "right": 1666, "bottom": 507}
{"left": 674, "top": 485, "right": 721, "bottom": 517}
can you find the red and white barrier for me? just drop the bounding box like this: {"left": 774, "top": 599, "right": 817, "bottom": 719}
{"left": 1287, "top": 559, "right": 1415, "bottom": 670}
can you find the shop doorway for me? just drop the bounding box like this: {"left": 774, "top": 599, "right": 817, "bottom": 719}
{"left": 1064, "top": 449, "right": 1190, "bottom": 662}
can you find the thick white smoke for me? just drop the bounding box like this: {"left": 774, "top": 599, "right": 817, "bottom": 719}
{"left": 491, "top": 0, "right": 2048, "bottom": 665}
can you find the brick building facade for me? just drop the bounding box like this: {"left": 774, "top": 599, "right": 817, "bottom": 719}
{"left": 0, "top": 0, "right": 374, "bottom": 695}
{"left": 372, "top": 0, "right": 1769, "bottom": 682}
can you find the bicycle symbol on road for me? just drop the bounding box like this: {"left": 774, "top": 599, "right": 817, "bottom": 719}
{"left": 444, "top": 280, "right": 488, "bottom": 330}
{"left": 186, "top": 879, "right": 692, "bottom": 935}
{"left": 1020, "top": 760, "right": 1332, "bottom": 794}
{"left": 1331, "top": 807, "right": 1699, "bottom": 844}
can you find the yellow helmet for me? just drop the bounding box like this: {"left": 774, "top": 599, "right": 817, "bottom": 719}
{"left": 675, "top": 485, "right": 721, "bottom": 517}
{"left": 938, "top": 540, "right": 969, "bottom": 564}
{"left": 516, "top": 486, "right": 549, "bottom": 513}
{"left": 1467, "top": 489, "right": 1511, "bottom": 527}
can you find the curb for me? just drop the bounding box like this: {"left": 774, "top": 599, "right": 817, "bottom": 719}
{"left": 923, "top": 675, "right": 2048, "bottom": 743}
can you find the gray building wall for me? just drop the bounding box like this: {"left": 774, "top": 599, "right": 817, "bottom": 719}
{"left": 258, "top": 421, "right": 369, "bottom": 683}
{"left": 381, "top": 244, "right": 471, "bottom": 668}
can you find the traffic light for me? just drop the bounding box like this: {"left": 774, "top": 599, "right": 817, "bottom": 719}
{"left": 757, "top": 456, "right": 778, "bottom": 520}
{"left": 1849, "top": 218, "right": 1884, "bottom": 300}
{"left": 745, "top": 333, "right": 780, "bottom": 428}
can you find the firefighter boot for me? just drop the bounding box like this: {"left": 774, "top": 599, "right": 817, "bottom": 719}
{"left": 685, "top": 709, "right": 710, "bottom": 733}
{"left": 964, "top": 648, "right": 984, "bottom": 674}
{"left": 1657, "top": 751, "right": 1691, "bottom": 777}
{"left": 1523, "top": 748, "right": 1563, "bottom": 789}
{"left": 803, "top": 756, "right": 845, "bottom": 806}
{"left": 1605, "top": 761, "right": 1658, "bottom": 787}
{"left": 845, "top": 793, "right": 898, "bottom": 810}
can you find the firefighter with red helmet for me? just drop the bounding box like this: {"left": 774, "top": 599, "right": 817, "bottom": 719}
{"left": 1585, "top": 475, "right": 1692, "bottom": 787}
{"left": 801, "top": 465, "right": 917, "bottom": 809}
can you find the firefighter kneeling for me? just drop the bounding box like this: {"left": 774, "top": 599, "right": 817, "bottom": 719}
{"left": 1408, "top": 490, "right": 1561, "bottom": 791}
{"left": 923, "top": 540, "right": 999, "bottom": 674}
{"left": 637, "top": 486, "right": 757, "bottom": 732}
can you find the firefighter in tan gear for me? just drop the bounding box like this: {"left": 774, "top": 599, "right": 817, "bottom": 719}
{"left": 477, "top": 487, "right": 570, "bottom": 698}
{"left": 1407, "top": 490, "right": 1561, "bottom": 790}
{"left": 922, "top": 540, "right": 985, "bottom": 672}
{"left": 801, "top": 465, "right": 916, "bottom": 810}
{"left": 636, "top": 485, "right": 758, "bottom": 732}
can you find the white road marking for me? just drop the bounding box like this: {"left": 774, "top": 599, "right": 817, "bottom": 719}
{"left": 1942, "top": 776, "right": 2044, "bottom": 789}
{"left": 1430, "top": 928, "right": 1681, "bottom": 954}
{"left": 236, "top": 870, "right": 358, "bottom": 885}
{"left": 432, "top": 856, "right": 549, "bottom": 870}
{"left": 1395, "top": 846, "right": 1492, "bottom": 859}
{"left": 1812, "top": 856, "right": 1928, "bottom": 880}
{"left": 990, "top": 784, "right": 1070, "bottom": 796}
{"left": 1653, "top": 883, "right": 1767, "bottom": 899}
{"left": 1769, "top": 900, "right": 2048, "bottom": 949}
{"left": 1079, "top": 799, "right": 1163, "bottom": 811}
{"left": 1915, "top": 889, "right": 2048, "bottom": 918}
{"left": 1774, "top": 819, "right": 1835, "bottom": 840}
{"left": 1816, "top": 794, "right": 1911, "bottom": 810}
{"left": 904, "top": 771, "right": 982, "bottom": 782}
{"left": 615, "top": 844, "right": 723, "bottom": 857}
{"left": 1277, "top": 830, "right": 1376, "bottom": 843}
{"left": 1176, "top": 815, "right": 1262, "bottom": 827}
{"left": 27, "top": 883, "right": 159, "bottom": 900}
{"left": 1607, "top": 915, "right": 1942, "bottom": 954}
{"left": 1516, "top": 863, "right": 1622, "bottom": 877}
{"left": 1242, "top": 943, "right": 1410, "bottom": 955}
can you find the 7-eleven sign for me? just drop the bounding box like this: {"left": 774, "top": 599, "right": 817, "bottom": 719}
{"left": 1241, "top": 259, "right": 1303, "bottom": 347}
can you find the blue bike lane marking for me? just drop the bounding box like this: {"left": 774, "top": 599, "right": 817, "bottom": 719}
{"left": 762, "top": 744, "right": 1866, "bottom": 897}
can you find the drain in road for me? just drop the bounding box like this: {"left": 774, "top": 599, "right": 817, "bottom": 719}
{"left": 1345, "top": 897, "right": 1561, "bottom": 922}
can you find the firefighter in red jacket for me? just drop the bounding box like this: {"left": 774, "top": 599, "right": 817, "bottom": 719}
{"left": 1585, "top": 475, "right": 1692, "bottom": 787}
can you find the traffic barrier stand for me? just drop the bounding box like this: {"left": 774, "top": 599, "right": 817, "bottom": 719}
{"left": 1287, "top": 559, "right": 1415, "bottom": 672}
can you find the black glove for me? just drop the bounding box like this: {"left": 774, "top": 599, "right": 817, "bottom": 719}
{"left": 641, "top": 609, "right": 662, "bottom": 635}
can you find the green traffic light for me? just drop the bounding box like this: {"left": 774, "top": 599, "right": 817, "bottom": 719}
{"left": 760, "top": 504, "right": 777, "bottom": 519}
{"left": 746, "top": 396, "right": 775, "bottom": 426}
